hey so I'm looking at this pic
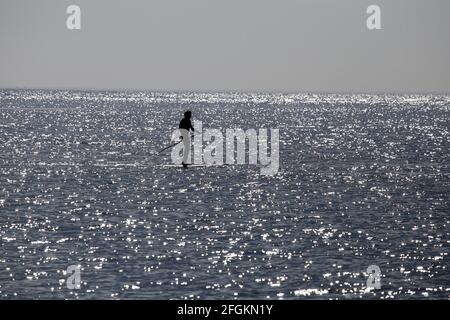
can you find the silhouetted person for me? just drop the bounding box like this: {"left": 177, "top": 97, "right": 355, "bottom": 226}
{"left": 179, "top": 110, "right": 194, "bottom": 167}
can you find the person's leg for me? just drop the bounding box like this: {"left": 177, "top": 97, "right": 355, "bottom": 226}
{"left": 181, "top": 129, "right": 191, "bottom": 165}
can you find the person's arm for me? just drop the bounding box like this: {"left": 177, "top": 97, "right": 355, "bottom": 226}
{"left": 190, "top": 120, "right": 195, "bottom": 132}
{"left": 179, "top": 119, "right": 185, "bottom": 139}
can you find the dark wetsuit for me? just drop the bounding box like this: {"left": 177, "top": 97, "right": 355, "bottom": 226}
{"left": 179, "top": 117, "right": 194, "bottom": 165}
{"left": 179, "top": 118, "right": 194, "bottom": 131}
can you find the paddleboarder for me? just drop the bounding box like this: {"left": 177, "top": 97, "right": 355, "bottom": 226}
{"left": 179, "top": 110, "right": 195, "bottom": 168}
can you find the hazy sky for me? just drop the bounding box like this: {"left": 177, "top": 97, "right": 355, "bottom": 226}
{"left": 1, "top": 0, "right": 449, "bottom": 93}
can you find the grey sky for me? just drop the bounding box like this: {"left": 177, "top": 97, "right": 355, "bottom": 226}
{"left": 1, "top": 0, "right": 449, "bottom": 93}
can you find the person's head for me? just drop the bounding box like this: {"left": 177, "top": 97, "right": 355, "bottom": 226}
{"left": 184, "top": 110, "right": 192, "bottom": 119}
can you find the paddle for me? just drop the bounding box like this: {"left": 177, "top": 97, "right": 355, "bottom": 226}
{"left": 157, "top": 134, "right": 195, "bottom": 154}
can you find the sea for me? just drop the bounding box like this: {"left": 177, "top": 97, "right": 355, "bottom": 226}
{"left": 0, "top": 89, "right": 449, "bottom": 299}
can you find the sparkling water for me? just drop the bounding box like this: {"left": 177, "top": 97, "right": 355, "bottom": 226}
{"left": 0, "top": 89, "right": 449, "bottom": 299}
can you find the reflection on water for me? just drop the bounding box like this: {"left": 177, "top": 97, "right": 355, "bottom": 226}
{"left": 0, "top": 90, "right": 449, "bottom": 299}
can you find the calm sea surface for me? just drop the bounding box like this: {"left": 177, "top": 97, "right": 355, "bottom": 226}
{"left": 0, "top": 89, "right": 449, "bottom": 299}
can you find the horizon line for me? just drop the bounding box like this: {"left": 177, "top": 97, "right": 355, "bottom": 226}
{"left": 1, "top": 86, "right": 449, "bottom": 96}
